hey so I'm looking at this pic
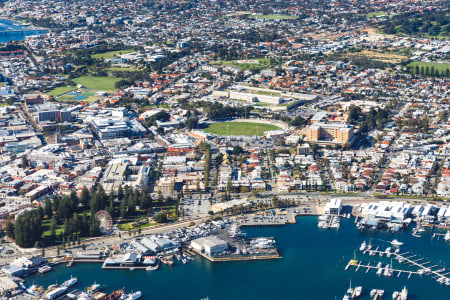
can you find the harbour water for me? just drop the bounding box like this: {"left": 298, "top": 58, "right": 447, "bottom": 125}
{"left": 0, "top": 19, "right": 47, "bottom": 43}
{"left": 26, "top": 216, "right": 450, "bottom": 299}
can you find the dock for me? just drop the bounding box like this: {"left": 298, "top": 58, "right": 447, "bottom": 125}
{"left": 346, "top": 247, "right": 450, "bottom": 286}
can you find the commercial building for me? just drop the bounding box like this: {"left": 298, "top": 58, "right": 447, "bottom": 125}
{"left": 303, "top": 122, "right": 355, "bottom": 145}
{"left": 191, "top": 236, "right": 228, "bottom": 256}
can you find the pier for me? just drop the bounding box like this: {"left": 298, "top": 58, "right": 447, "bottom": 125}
{"left": 346, "top": 247, "right": 450, "bottom": 286}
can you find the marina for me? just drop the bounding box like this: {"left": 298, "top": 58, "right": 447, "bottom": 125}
{"left": 24, "top": 216, "right": 450, "bottom": 300}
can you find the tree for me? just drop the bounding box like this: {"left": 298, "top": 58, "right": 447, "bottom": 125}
{"left": 185, "top": 117, "right": 199, "bottom": 130}
{"left": 5, "top": 220, "right": 14, "bottom": 239}
{"left": 21, "top": 155, "right": 28, "bottom": 168}
{"left": 153, "top": 212, "right": 168, "bottom": 223}
{"left": 80, "top": 186, "right": 90, "bottom": 206}
{"left": 44, "top": 197, "right": 53, "bottom": 218}
{"left": 232, "top": 146, "right": 243, "bottom": 156}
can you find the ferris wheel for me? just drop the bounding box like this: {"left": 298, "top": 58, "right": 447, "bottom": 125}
{"left": 95, "top": 210, "right": 113, "bottom": 234}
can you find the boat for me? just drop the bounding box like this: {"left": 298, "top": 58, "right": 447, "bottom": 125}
{"left": 445, "top": 231, "right": 450, "bottom": 242}
{"left": 45, "top": 286, "right": 68, "bottom": 300}
{"left": 108, "top": 289, "right": 124, "bottom": 300}
{"left": 359, "top": 241, "right": 367, "bottom": 251}
{"left": 87, "top": 282, "right": 102, "bottom": 294}
{"left": 385, "top": 247, "right": 392, "bottom": 258}
{"left": 377, "top": 264, "right": 383, "bottom": 276}
{"left": 62, "top": 276, "right": 77, "bottom": 288}
{"left": 370, "top": 289, "right": 377, "bottom": 298}
{"left": 378, "top": 290, "right": 384, "bottom": 297}
{"left": 383, "top": 261, "right": 393, "bottom": 277}
{"left": 26, "top": 284, "right": 44, "bottom": 296}
{"left": 38, "top": 265, "right": 52, "bottom": 273}
{"left": 391, "top": 239, "right": 403, "bottom": 247}
{"left": 400, "top": 286, "right": 408, "bottom": 300}
{"left": 120, "top": 291, "right": 142, "bottom": 300}
{"left": 346, "top": 278, "right": 354, "bottom": 296}
{"left": 354, "top": 286, "right": 362, "bottom": 298}
{"left": 343, "top": 295, "right": 350, "bottom": 300}
{"left": 392, "top": 291, "right": 399, "bottom": 299}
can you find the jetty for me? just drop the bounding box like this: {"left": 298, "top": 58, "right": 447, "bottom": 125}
{"left": 347, "top": 246, "right": 450, "bottom": 286}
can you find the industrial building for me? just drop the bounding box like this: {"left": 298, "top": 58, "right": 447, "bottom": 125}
{"left": 190, "top": 236, "right": 228, "bottom": 256}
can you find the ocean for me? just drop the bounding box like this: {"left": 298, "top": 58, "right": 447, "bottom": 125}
{"left": 0, "top": 19, "right": 47, "bottom": 43}
{"left": 25, "top": 216, "right": 450, "bottom": 299}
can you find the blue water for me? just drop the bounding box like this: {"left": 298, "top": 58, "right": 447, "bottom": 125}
{"left": 26, "top": 217, "right": 450, "bottom": 299}
{"left": 0, "top": 19, "right": 47, "bottom": 43}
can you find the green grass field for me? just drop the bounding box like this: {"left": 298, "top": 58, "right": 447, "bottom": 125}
{"left": 213, "top": 58, "right": 272, "bottom": 71}
{"left": 407, "top": 61, "right": 450, "bottom": 75}
{"left": 73, "top": 76, "right": 123, "bottom": 90}
{"left": 45, "top": 86, "right": 77, "bottom": 96}
{"left": 203, "top": 121, "right": 281, "bottom": 136}
{"left": 106, "top": 66, "right": 137, "bottom": 72}
{"left": 252, "top": 14, "right": 298, "bottom": 20}
{"left": 91, "top": 49, "right": 135, "bottom": 60}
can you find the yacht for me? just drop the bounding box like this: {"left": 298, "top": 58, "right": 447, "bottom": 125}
{"left": 62, "top": 276, "right": 77, "bottom": 288}
{"left": 391, "top": 239, "right": 403, "bottom": 247}
{"left": 377, "top": 264, "right": 384, "bottom": 275}
{"left": 445, "top": 231, "right": 450, "bottom": 242}
{"left": 370, "top": 289, "right": 377, "bottom": 298}
{"left": 26, "top": 284, "right": 44, "bottom": 296}
{"left": 120, "top": 291, "right": 142, "bottom": 300}
{"left": 383, "top": 263, "right": 393, "bottom": 277}
{"left": 38, "top": 265, "right": 52, "bottom": 273}
{"left": 400, "top": 286, "right": 408, "bottom": 300}
{"left": 343, "top": 295, "right": 351, "bottom": 300}
{"left": 346, "top": 279, "right": 354, "bottom": 296}
{"left": 378, "top": 290, "right": 384, "bottom": 297}
{"left": 392, "top": 291, "right": 399, "bottom": 299}
{"left": 359, "top": 241, "right": 366, "bottom": 251}
{"left": 354, "top": 286, "right": 362, "bottom": 298}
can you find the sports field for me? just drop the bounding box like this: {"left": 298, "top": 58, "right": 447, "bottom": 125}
{"left": 203, "top": 121, "right": 280, "bottom": 136}
{"left": 45, "top": 86, "right": 76, "bottom": 96}
{"left": 91, "top": 49, "right": 134, "bottom": 60}
{"left": 73, "top": 76, "right": 123, "bottom": 90}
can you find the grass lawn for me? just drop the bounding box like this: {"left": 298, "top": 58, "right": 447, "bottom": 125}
{"left": 203, "top": 121, "right": 281, "bottom": 136}
{"left": 91, "top": 50, "right": 135, "bottom": 60}
{"left": 252, "top": 14, "right": 298, "bottom": 20}
{"left": 106, "top": 66, "right": 137, "bottom": 72}
{"left": 73, "top": 76, "right": 123, "bottom": 91}
{"left": 213, "top": 58, "right": 272, "bottom": 71}
{"left": 45, "top": 86, "right": 77, "bottom": 97}
{"left": 42, "top": 218, "right": 65, "bottom": 238}
{"left": 366, "top": 11, "right": 388, "bottom": 18}
{"left": 118, "top": 221, "right": 158, "bottom": 231}
{"left": 407, "top": 61, "right": 450, "bottom": 74}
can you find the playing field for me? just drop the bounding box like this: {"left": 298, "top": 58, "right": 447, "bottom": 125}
{"left": 252, "top": 14, "right": 298, "bottom": 20}
{"left": 91, "top": 49, "right": 135, "bottom": 60}
{"left": 45, "top": 86, "right": 76, "bottom": 96}
{"left": 407, "top": 61, "right": 450, "bottom": 74}
{"left": 73, "top": 76, "right": 123, "bottom": 90}
{"left": 203, "top": 122, "right": 281, "bottom": 136}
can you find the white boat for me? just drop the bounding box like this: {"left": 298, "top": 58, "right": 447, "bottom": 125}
{"left": 392, "top": 291, "right": 399, "bottom": 299}
{"left": 445, "top": 231, "right": 450, "bottom": 242}
{"left": 400, "top": 286, "right": 408, "bottom": 300}
{"left": 359, "top": 241, "right": 366, "bottom": 251}
{"left": 377, "top": 264, "right": 383, "bottom": 276}
{"left": 354, "top": 286, "right": 362, "bottom": 298}
{"left": 87, "top": 283, "right": 102, "bottom": 294}
{"left": 62, "top": 276, "right": 77, "bottom": 288}
{"left": 343, "top": 296, "right": 350, "bottom": 300}
{"left": 38, "top": 265, "right": 52, "bottom": 273}
{"left": 26, "top": 284, "right": 44, "bottom": 296}
{"left": 346, "top": 278, "right": 353, "bottom": 296}
{"left": 120, "top": 291, "right": 142, "bottom": 300}
{"left": 370, "top": 289, "right": 377, "bottom": 298}
{"left": 378, "top": 290, "right": 384, "bottom": 297}
{"left": 45, "top": 286, "right": 68, "bottom": 300}
{"left": 391, "top": 239, "right": 403, "bottom": 247}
